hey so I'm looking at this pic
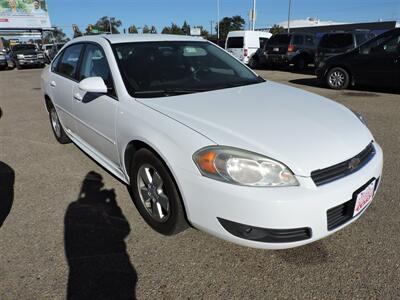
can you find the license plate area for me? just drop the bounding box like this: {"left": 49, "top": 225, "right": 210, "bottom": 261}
{"left": 353, "top": 178, "right": 376, "bottom": 217}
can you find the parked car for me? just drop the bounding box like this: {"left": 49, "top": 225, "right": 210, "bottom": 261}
{"left": 225, "top": 30, "right": 272, "bottom": 66}
{"left": 316, "top": 30, "right": 376, "bottom": 65}
{"left": 0, "top": 49, "right": 8, "bottom": 70}
{"left": 264, "top": 32, "right": 317, "bottom": 70}
{"left": 10, "top": 44, "right": 45, "bottom": 69}
{"left": 316, "top": 28, "right": 400, "bottom": 90}
{"left": 42, "top": 34, "right": 383, "bottom": 249}
{"left": 42, "top": 43, "right": 54, "bottom": 63}
{"left": 48, "top": 43, "right": 66, "bottom": 61}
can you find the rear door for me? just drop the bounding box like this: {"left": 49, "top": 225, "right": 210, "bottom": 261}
{"left": 351, "top": 34, "right": 400, "bottom": 87}
{"left": 226, "top": 36, "right": 244, "bottom": 61}
{"left": 72, "top": 43, "right": 119, "bottom": 165}
{"left": 47, "top": 43, "right": 84, "bottom": 134}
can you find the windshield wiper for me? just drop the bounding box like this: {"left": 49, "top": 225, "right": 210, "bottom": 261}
{"left": 134, "top": 88, "right": 211, "bottom": 97}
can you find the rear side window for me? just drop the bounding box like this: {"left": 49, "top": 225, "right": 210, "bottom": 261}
{"left": 268, "top": 34, "right": 291, "bottom": 45}
{"left": 58, "top": 44, "right": 83, "bottom": 79}
{"left": 292, "top": 35, "right": 304, "bottom": 45}
{"left": 227, "top": 37, "right": 244, "bottom": 48}
{"left": 319, "top": 34, "right": 353, "bottom": 49}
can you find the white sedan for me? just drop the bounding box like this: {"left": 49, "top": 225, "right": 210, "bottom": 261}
{"left": 41, "top": 34, "right": 383, "bottom": 249}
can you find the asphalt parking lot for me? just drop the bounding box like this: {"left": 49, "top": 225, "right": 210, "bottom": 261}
{"left": 0, "top": 67, "right": 399, "bottom": 299}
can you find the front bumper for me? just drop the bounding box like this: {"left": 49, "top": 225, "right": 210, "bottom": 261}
{"left": 177, "top": 143, "right": 383, "bottom": 249}
{"left": 18, "top": 58, "right": 45, "bottom": 66}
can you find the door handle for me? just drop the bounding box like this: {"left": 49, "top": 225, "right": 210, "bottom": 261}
{"left": 50, "top": 81, "right": 56, "bottom": 87}
{"left": 73, "top": 93, "right": 83, "bottom": 102}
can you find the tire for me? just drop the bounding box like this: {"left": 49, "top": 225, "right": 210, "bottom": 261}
{"left": 15, "top": 62, "right": 22, "bottom": 70}
{"left": 48, "top": 103, "right": 71, "bottom": 144}
{"left": 249, "top": 56, "right": 259, "bottom": 69}
{"left": 129, "top": 148, "right": 188, "bottom": 235}
{"left": 326, "top": 67, "right": 350, "bottom": 90}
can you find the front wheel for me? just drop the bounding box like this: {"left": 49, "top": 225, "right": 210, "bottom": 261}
{"left": 326, "top": 67, "right": 350, "bottom": 90}
{"left": 129, "top": 148, "right": 188, "bottom": 235}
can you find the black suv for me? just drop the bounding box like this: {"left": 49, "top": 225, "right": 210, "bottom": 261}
{"left": 10, "top": 44, "right": 45, "bottom": 69}
{"left": 264, "top": 32, "right": 317, "bottom": 70}
{"left": 316, "top": 30, "right": 375, "bottom": 65}
{"left": 316, "top": 28, "right": 400, "bottom": 90}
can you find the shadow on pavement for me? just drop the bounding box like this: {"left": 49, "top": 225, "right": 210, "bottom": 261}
{"left": 65, "top": 171, "right": 137, "bottom": 299}
{"left": 277, "top": 241, "right": 329, "bottom": 266}
{"left": 289, "top": 78, "right": 324, "bottom": 88}
{"left": 0, "top": 161, "right": 14, "bottom": 228}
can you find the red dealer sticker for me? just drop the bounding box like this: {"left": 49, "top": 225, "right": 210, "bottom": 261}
{"left": 353, "top": 180, "right": 375, "bottom": 217}
{"left": 0, "top": 19, "right": 9, "bottom": 22}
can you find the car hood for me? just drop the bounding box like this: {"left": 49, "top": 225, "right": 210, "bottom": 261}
{"left": 137, "top": 81, "right": 373, "bottom": 176}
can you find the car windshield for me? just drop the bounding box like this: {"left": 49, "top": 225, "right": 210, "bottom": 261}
{"left": 113, "top": 41, "right": 264, "bottom": 98}
{"left": 268, "top": 34, "right": 291, "bottom": 45}
{"left": 13, "top": 44, "right": 36, "bottom": 51}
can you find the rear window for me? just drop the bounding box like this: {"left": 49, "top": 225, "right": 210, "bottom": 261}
{"left": 292, "top": 35, "right": 304, "bottom": 45}
{"left": 226, "top": 37, "right": 244, "bottom": 48}
{"left": 259, "top": 37, "right": 269, "bottom": 49}
{"left": 319, "top": 33, "right": 353, "bottom": 49}
{"left": 268, "top": 34, "right": 291, "bottom": 45}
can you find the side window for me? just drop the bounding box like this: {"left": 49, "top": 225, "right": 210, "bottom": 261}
{"left": 51, "top": 53, "right": 62, "bottom": 72}
{"left": 79, "top": 44, "right": 116, "bottom": 97}
{"left": 361, "top": 35, "right": 400, "bottom": 55}
{"left": 58, "top": 44, "right": 83, "bottom": 80}
{"left": 293, "top": 35, "right": 304, "bottom": 45}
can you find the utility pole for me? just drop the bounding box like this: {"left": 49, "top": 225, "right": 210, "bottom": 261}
{"left": 109, "top": 17, "right": 112, "bottom": 34}
{"left": 210, "top": 20, "right": 213, "bottom": 36}
{"left": 287, "top": 0, "right": 292, "bottom": 33}
{"left": 252, "top": 0, "right": 256, "bottom": 31}
{"left": 217, "top": 0, "right": 220, "bottom": 40}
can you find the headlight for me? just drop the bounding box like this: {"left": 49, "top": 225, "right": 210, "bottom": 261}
{"left": 193, "top": 146, "right": 298, "bottom": 187}
{"left": 352, "top": 111, "right": 368, "bottom": 127}
{"left": 17, "top": 54, "right": 24, "bottom": 59}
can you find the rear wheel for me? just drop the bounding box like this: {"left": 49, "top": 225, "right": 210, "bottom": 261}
{"left": 129, "top": 148, "right": 188, "bottom": 235}
{"left": 326, "top": 67, "right": 350, "bottom": 90}
{"left": 49, "top": 103, "right": 71, "bottom": 144}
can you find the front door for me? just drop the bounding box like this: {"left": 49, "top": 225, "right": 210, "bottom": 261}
{"left": 351, "top": 34, "right": 400, "bottom": 87}
{"left": 72, "top": 43, "right": 119, "bottom": 165}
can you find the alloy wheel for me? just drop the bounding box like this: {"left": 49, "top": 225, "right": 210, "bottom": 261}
{"left": 50, "top": 108, "right": 61, "bottom": 138}
{"left": 137, "top": 164, "right": 171, "bottom": 222}
{"left": 328, "top": 70, "right": 346, "bottom": 88}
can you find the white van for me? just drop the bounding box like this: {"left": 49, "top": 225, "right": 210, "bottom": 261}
{"left": 225, "top": 30, "right": 272, "bottom": 65}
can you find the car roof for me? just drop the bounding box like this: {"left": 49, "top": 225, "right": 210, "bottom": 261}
{"left": 72, "top": 34, "right": 205, "bottom": 44}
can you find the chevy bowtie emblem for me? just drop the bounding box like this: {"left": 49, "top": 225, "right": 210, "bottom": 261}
{"left": 348, "top": 157, "right": 361, "bottom": 170}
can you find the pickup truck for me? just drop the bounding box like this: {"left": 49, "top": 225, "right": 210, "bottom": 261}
{"left": 10, "top": 44, "right": 45, "bottom": 69}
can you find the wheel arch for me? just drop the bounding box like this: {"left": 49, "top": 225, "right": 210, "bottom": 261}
{"left": 123, "top": 139, "right": 192, "bottom": 226}
{"left": 44, "top": 94, "right": 53, "bottom": 113}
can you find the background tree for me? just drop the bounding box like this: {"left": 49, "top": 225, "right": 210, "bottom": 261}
{"left": 142, "top": 25, "right": 150, "bottom": 34}
{"left": 217, "top": 15, "right": 245, "bottom": 39}
{"left": 181, "top": 20, "right": 190, "bottom": 35}
{"left": 128, "top": 25, "right": 138, "bottom": 34}
{"left": 42, "top": 27, "right": 69, "bottom": 44}
{"left": 269, "top": 24, "right": 285, "bottom": 35}
{"left": 149, "top": 26, "right": 157, "bottom": 34}
{"left": 161, "top": 23, "right": 183, "bottom": 35}
{"left": 86, "top": 16, "right": 122, "bottom": 34}
{"left": 73, "top": 26, "right": 83, "bottom": 38}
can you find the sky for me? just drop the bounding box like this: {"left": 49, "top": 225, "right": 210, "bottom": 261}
{"left": 46, "top": 0, "right": 400, "bottom": 37}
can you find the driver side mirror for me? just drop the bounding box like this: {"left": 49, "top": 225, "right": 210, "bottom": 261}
{"left": 79, "top": 77, "right": 108, "bottom": 94}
